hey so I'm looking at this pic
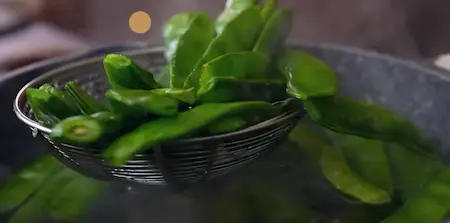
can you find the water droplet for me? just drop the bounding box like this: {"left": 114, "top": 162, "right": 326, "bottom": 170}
{"left": 31, "top": 128, "right": 38, "bottom": 137}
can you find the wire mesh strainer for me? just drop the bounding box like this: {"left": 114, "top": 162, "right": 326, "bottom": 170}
{"left": 13, "top": 47, "right": 303, "bottom": 185}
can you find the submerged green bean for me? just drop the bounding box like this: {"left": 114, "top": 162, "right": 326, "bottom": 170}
{"left": 304, "top": 96, "right": 437, "bottom": 158}
{"left": 49, "top": 175, "right": 103, "bottom": 222}
{"left": 326, "top": 132, "right": 393, "bottom": 193}
{"left": 383, "top": 169, "right": 450, "bottom": 223}
{"left": 384, "top": 143, "right": 444, "bottom": 202}
{"left": 288, "top": 125, "right": 391, "bottom": 205}
{"left": 320, "top": 142, "right": 391, "bottom": 205}
{"left": 6, "top": 168, "right": 77, "bottom": 223}
{"left": 0, "top": 156, "right": 62, "bottom": 212}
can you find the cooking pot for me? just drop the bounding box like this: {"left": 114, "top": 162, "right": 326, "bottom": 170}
{"left": 2, "top": 41, "right": 450, "bottom": 222}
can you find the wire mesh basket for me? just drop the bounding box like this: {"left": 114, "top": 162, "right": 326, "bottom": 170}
{"left": 13, "top": 47, "right": 303, "bottom": 186}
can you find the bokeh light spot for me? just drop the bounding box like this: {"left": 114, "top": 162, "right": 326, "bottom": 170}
{"left": 129, "top": 11, "right": 152, "bottom": 34}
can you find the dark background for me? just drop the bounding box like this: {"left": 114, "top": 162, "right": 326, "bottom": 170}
{"left": 53, "top": 0, "right": 450, "bottom": 58}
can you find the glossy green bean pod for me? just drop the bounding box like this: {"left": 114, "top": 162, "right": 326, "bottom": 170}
{"left": 183, "top": 6, "right": 263, "bottom": 89}
{"left": 223, "top": 0, "right": 258, "bottom": 10}
{"left": 39, "top": 84, "right": 77, "bottom": 112}
{"left": 326, "top": 131, "right": 393, "bottom": 193}
{"left": 6, "top": 168, "right": 77, "bottom": 223}
{"left": 383, "top": 169, "right": 450, "bottom": 223}
{"left": 215, "top": 0, "right": 259, "bottom": 34}
{"left": 206, "top": 105, "right": 280, "bottom": 134}
{"left": 199, "top": 51, "right": 270, "bottom": 87}
{"left": 320, "top": 141, "right": 391, "bottom": 205}
{"left": 103, "top": 101, "right": 275, "bottom": 166}
{"left": 106, "top": 89, "right": 179, "bottom": 117}
{"left": 304, "top": 96, "right": 437, "bottom": 158}
{"left": 198, "top": 50, "right": 280, "bottom": 133}
{"left": 288, "top": 125, "right": 391, "bottom": 205}
{"left": 25, "top": 88, "right": 60, "bottom": 127}
{"left": 151, "top": 88, "right": 197, "bottom": 105}
{"left": 0, "top": 156, "right": 62, "bottom": 212}
{"left": 26, "top": 88, "right": 78, "bottom": 126}
{"left": 49, "top": 175, "right": 103, "bottom": 222}
{"left": 163, "top": 12, "right": 215, "bottom": 88}
{"left": 156, "top": 65, "right": 171, "bottom": 88}
{"left": 50, "top": 112, "right": 124, "bottom": 145}
{"left": 197, "top": 77, "right": 287, "bottom": 103}
{"left": 213, "top": 180, "right": 320, "bottom": 223}
{"left": 103, "top": 54, "right": 161, "bottom": 90}
{"left": 384, "top": 143, "right": 444, "bottom": 202}
{"left": 253, "top": 8, "right": 292, "bottom": 57}
{"left": 277, "top": 50, "right": 338, "bottom": 100}
{"left": 64, "top": 82, "right": 108, "bottom": 115}
{"left": 260, "top": 0, "right": 278, "bottom": 23}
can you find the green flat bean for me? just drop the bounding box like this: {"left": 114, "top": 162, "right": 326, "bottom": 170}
{"left": 183, "top": 6, "right": 263, "bottom": 89}
{"left": 25, "top": 88, "right": 60, "bottom": 126}
{"left": 253, "top": 8, "right": 292, "bottom": 57}
{"left": 260, "top": 0, "right": 278, "bottom": 23}
{"left": 215, "top": 0, "right": 259, "bottom": 34}
{"left": 0, "top": 156, "right": 62, "bottom": 212}
{"left": 206, "top": 105, "right": 280, "bottom": 134}
{"left": 304, "top": 96, "right": 437, "bottom": 158}
{"left": 106, "top": 89, "right": 179, "bottom": 117}
{"left": 384, "top": 143, "right": 444, "bottom": 202}
{"left": 163, "top": 12, "right": 215, "bottom": 88}
{"left": 6, "top": 168, "right": 77, "bottom": 223}
{"left": 383, "top": 169, "right": 450, "bottom": 223}
{"left": 103, "top": 54, "right": 161, "bottom": 90}
{"left": 50, "top": 112, "right": 125, "bottom": 145}
{"left": 197, "top": 77, "right": 287, "bottom": 103}
{"left": 278, "top": 50, "right": 338, "bottom": 100}
{"left": 327, "top": 131, "right": 393, "bottom": 193}
{"left": 155, "top": 65, "right": 171, "bottom": 88}
{"left": 39, "top": 84, "right": 77, "bottom": 112}
{"left": 287, "top": 125, "right": 325, "bottom": 161}
{"left": 199, "top": 51, "right": 270, "bottom": 86}
{"left": 214, "top": 181, "right": 320, "bottom": 223}
{"left": 103, "top": 101, "right": 275, "bottom": 166}
{"left": 26, "top": 88, "right": 78, "bottom": 125}
{"left": 288, "top": 125, "right": 391, "bottom": 205}
{"left": 151, "top": 88, "right": 197, "bottom": 105}
{"left": 64, "top": 82, "right": 108, "bottom": 115}
{"left": 320, "top": 143, "right": 391, "bottom": 205}
{"left": 206, "top": 117, "right": 248, "bottom": 134}
{"left": 49, "top": 175, "right": 103, "bottom": 222}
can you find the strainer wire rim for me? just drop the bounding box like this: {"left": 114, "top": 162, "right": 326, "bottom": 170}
{"left": 13, "top": 46, "right": 302, "bottom": 145}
